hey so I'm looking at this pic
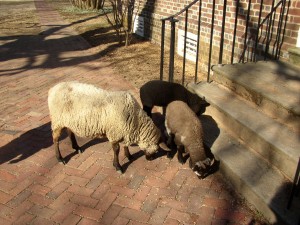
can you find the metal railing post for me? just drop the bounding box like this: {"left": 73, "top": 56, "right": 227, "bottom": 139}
{"left": 169, "top": 18, "right": 178, "bottom": 83}
{"left": 160, "top": 20, "right": 166, "bottom": 81}
{"left": 218, "top": 0, "right": 227, "bottom": 65}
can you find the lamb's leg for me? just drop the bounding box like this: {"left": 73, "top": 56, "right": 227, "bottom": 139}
{"left": 143, "top": 105, "right": 152, "bottom": 118}
{"left": 52, "top": 128, "right": 65, "bottom": 164}
{"left": 112, "top": 142, "right": 123, "bottom": 173}
{"left": 66, "top": 128, "right": 82, "bottom": 154}
{"left": 124, "top": 146, "right": 133, "bottom": 161}
{"left": 177, "top": 145, "right": 185, "bottom": 164}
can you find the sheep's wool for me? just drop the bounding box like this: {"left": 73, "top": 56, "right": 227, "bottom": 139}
{"left": 48, "top": 82, "right": 160, "bottom": 153}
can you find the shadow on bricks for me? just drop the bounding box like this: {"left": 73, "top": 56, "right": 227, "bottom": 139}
{"left": 0, "top": 122, "right": 54, "bottom": 164}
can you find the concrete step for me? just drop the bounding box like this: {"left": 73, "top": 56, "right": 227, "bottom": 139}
{"left": 288, "top": 47, "right": 300, "bottom": 67}
{"left": 188, "top": 81, "right": 299, "bottom": 181}
{"left": 200, "top": 114, "right": 300, "bottom": 225}
{"left": 210, "top": 60, "right": 300, "bottom": 133}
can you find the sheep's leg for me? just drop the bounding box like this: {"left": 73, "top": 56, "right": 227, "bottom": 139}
{"left": 124, "top": 146, "right": 133, "bottom": 161}
{"left": 166, "top": 133, "right": 176, "bottom": 159}
{"left": 52, "top": 128, "right": 65, "bottom": 164}
{"left": 177, "top": 145, "right": 185, "bottom": 164}
{"left": 112, "top": 142, "right": 123, "bottom": 173}
{"left": 143, "top": 105, "right": 152, "bottom": 118}
{"left": 66, "top": 128, "right": 82, "bottom": 154}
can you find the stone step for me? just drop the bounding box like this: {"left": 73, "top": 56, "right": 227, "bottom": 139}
{"left": 288, "top": 47, "right": 300, "bottom": 67}
{"left": 210, "top": 60, "right": 300, "bottom": 133}
{"left": 200, "top": 114, "right": 300, "bottom": 225}
{"left": 189, "top": 81, "right": 299, "bottom": 181}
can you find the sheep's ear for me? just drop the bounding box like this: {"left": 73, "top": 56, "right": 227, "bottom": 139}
{"left": 159, "top": 142, "right": 171, "bottom": 151}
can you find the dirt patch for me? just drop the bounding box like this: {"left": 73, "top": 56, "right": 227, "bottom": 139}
{"left": 0, "top": 1, "right": 41, "bottom": 35}
{"left": 45, "top": 0, "right": 206, "bottom": 88}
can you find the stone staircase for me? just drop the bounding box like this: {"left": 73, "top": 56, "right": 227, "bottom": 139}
{"left": 188, "top": 48, "right": 300, "bottom": 225}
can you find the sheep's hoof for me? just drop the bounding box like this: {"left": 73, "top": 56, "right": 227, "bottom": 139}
{"left": 76, "top": 148, "right": 83, "bottom": 154}
{"left": 58, "top": 158, "right": 66, "bottom": 165}
{"left": 127, "top": 154, "right": 133, "bottom": 161}
{"left": 116, "top": 167, "right": 124, "bottom": 174}
{"left": 145, "top": 155, "right": 154, "bottom": 161}
{"left": 178, "top": 158, "right": 185, "bottom": 164}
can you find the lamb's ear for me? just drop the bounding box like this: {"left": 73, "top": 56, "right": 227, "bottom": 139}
{"left": 159, "top": 142, "right": 171, "bottom": 151}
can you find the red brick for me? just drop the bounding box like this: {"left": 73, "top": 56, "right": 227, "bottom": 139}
{"left": 96, "top": 192, "right": 118, "bottom": 211}
{"left": 164, "top": 218, "right": 180, "bottom": 225}
{"left": 29, "top": 193, "right": 53, "bottom": 206}
{"left": 0, "top": 169, "right": 17, "bottom": 182}
{"left": 64, "top": 166, "right": 84, "bottom": 176}
{"left": 101, "top": 204, "right": 123, "bottom": 225}
{"left": 28, "top": 205, "right": 56, "bottom": 219}
{"left": 8, "top": 200, "right": 34, "bottom": 220}
{"left": 0, "top": 190, "right": 13, "bottom": 204}
{"left": 0, "top": 180, "right": 16, "bottom": 193}
{"left": 49, "top": 192, "right": 74, "bottom": 210}
{"left": 103, "top": 176, "right": 130, "bottom": 187}
{"left": 161, "top": 165, "right": 178, "bottom": 181}
{"left": 13, "top": 213, "right": 35, "bottom": 225}
{"left": 78, "top": 156, "right": 96, "bottom": 171}
{"left": 159, "top": 198, "right": 187, "bottom": 212}
{"left": 67, "top": 184, "right": 94, "bottom": 196}
{"left": 77, "top": 217, "right": 101, "bottom": 225}
{"left": 127, "top": 174, "right": 145, "bottom": 190}
{"left": 74, "top": 205, "right": 104, "bottom": 221}
{"left": 82, "top": 163, "right": 101, "bottom": 180}
{"left": 29, "top": 184, "right": 52, "bottom": 196}
{"left": 91, "top": 183, "right": 110, "bottom": 200}
{"left": 203, "top": 197, "right": 232, "bottom": 209}
{"left": 46, "top": 181, "right": 71, "bottom": 199}
{"left": 64, "top": 175, "right": 90, "bottom": 186}
{"left": 61, "top": 214, "right": 81, "bottom": 225}
{"left": 119, "top": 208, "right": 150, "bottom": 223}
{"left": 111, "top": 185, "right": 136, "bottom": 197}
{"left": 114, "top": 195, "right": 142, "bottom": 210}
{"left": 51, "top": 202, "right": 77, "bottom": 223}
{"left": 148, "top": 206, "right": 170, "bottom": 224}
{"left": 28, "top": 216, "right": 56, "bottom": 225}
{"left": 86, "top": 172, "right": 108, "bottom": 190}
{"left": 45, "top": 172, "right": 66, "bottom": 189}
{"left": 168, "top": 208, "right": 192, "bottom": 224}
{"left": 133, "top": 185, "right": 151, "bottom": 202}
{"left": 111, "top": 216, "right": 130, "bottom": 225}
{"left": 70, "top": 194, "right": 98, "bottom": 208}
{"left": 143, "top": 175, "right": 169, "bottom": 188}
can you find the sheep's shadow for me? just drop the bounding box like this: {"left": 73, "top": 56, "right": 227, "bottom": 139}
{"left": 121, "top": 150, "right": 145, "bottom": 173}
{"left": 61, "top": 137, "right": 109, "bottom": 164}
{"left": 0, "top": 122, "right": 54, "bottom": 164}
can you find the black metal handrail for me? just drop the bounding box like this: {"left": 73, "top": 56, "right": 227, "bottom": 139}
{"left": 159, "top": 0, "right": 290, "bottom": 84}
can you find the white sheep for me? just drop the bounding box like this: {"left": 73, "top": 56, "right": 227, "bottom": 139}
{"left": 165, "top": 100, "right": 215, "bottom": 178}
{"left": 139, "top": 80, "right": 208, "bottom": 117}
{"left": 48, "top": 81, "right": 169, "bottom": 173}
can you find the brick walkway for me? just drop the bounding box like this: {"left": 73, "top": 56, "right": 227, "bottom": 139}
{"left": 0, "top": 0, "right": 264, "bottom": 224}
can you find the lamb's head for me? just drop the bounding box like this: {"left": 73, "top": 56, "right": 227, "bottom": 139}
{"left": 192, "top": 158, "right": 215, "bottom": 179}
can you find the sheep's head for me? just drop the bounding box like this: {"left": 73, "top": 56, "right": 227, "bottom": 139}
{"left": 139, "top": 141, "right": 171, "bottom": 160}
{"left": 192, "top": 158, "right": 216, "bottom": 179}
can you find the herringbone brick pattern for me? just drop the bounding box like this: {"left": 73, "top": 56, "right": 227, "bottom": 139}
{"left": 0, "top": 0, "right": 265, "bottom": 224}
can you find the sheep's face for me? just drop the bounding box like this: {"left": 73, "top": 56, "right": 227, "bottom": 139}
{"left": 193, "top": 158, "right": 215, "bottom": 179}
{"left": 139, "top": 143, "right": 159, "bottom": 160}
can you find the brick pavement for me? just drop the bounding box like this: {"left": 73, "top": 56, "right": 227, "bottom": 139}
{"left": 0, "top": 0, "right": 265, "bottom": 224}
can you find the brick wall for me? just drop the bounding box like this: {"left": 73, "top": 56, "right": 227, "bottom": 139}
{"left": 133, "top": 0, "right": 299, "bottom": 76}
